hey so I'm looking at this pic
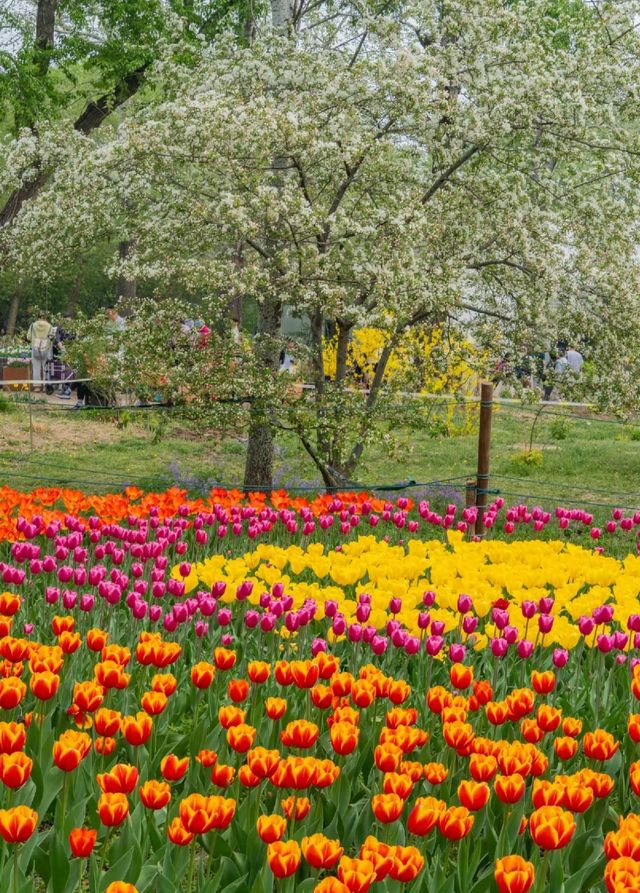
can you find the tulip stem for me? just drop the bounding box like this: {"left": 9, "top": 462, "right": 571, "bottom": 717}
{"left": 13, "top": 845, "right": 19, "bottom": 893}
{"left": 535, "top": 849, "right": 551, "bottom": 893}
{"left": 99, "top": 828, "right": 112, "bottom": 876}
{"left": 187, "top": 838, "right": 197, "bottom": 892}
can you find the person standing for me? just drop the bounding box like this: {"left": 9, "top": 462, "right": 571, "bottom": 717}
{"left": 565, "top": 345, "right": 584, "bottom": 374}
{"left": 27, "top": 316, "right": 55, "bottom": 392}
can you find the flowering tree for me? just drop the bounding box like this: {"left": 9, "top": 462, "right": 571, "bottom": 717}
{"left": 3, "top": 0, "right": 640, "bottom": 487}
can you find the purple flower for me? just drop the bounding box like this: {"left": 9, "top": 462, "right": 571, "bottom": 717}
{"left": 490, "top": 637, "right": 508, "bottom": 658}
{"left": 517, "top": 640, "right": 534, "bottom": 659}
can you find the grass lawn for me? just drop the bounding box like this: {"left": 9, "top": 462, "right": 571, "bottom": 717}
{"left": 0, "top": 396, "right": 639, "bottom": 515}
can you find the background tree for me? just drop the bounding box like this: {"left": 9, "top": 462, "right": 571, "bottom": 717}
{"left": 3, "top": 0, "right": 640, "bottom": 488}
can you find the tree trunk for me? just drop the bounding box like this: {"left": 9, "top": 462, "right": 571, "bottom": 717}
{"left": 5, "top": 291, "right": 21, "bottom": 336}
{"left": 242, "top": 0, "right": 294, "bottom": 490}
{"left": 243, "top": 297, "right": 282, "bottom": 489}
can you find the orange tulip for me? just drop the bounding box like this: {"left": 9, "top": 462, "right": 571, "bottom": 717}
{"left": 160, "top": 754, "right": 189, "bottom": 782}
{"left": 141, "top": 691, "right": 167, "bottom": 716}
{"left": 281, "top": 720, "right": 319, "bottom": 749}
{"left": 267, "top": 840, "right": 301, "bottom": 878}
{"left": 531, "top": 779, "right": 565, "bottom": 809}
{"left": 86, "top": 629, "right": 109, "bottom": 652}
{"left": 30, "top": 671, "right": 60, "bottom": 701}
{"left": 628, "top": 715, "right": 640, "bottom": 743}
{"left": 520, "top": 719, "right": 544, "bottom": 744}
{"left": 562, "top": 717, "right": 582, "bottom": 738}
{"left": 313, "top": 880, "right": 350, "bottom": 893}
{"left": 438, "top": 806, "right": 474, "bottom": 840}
{"left": 228, "top": 679, "right": 250, "bottom": 703}
{"left": 0, "top": 806, "right": 38, "bottom": 843}
{"left": 72, "top": 681, "right": 104, "bottom": 713}
{"left": 630, "top": 761, "right": 640, "bottom": 797}
{"left": 495, "top": 855, "right": 535, "bottom": 893}
{"left": 167, "top": 816, "right": 194, "bottom": 846}
{"left": 350, "top": 680, "right": 375, "bottom": 709}
{"left": 485, "top": 701, "right": 510, "bottom": 726}
{"left": 583, "top": 730, "right": 619, "bottom": 762}
{"left": 528, "top": 806, "right": 576, "bottom": 850}
{"left": 179, "top": 793, "right": 217, "bottom": 834}
{"left": 257, "top": 814, "right": 287, "bottom": 843}
{"left": 104, "top": 884, "right": 138, "bottom": 893}
{"left": 290, "top": 660, "right": 320, "bottom": 690}
{"left": 94, "top": 708, "right": 121, "bottom": 737}
{"left": 561, "top": 784, "right": 594, "bottom": 814}
{"left": 94, "top": 661, "right": 129, "bottom": 690}
{"left": 388, "top": 845, "right": 424, "bottom": 883}
{"left": 121, "top": 712, "right": 152, "bottom": 746}
{"left": 536, "top": 704, "right": 561, "bottom": 733}
{"left": 337, "top": 855, "right": 377, "bottom": 893}
{"left": 227, "top": 723, "right": 256, "bottom": 753}
{"left": 449, "top": 663, "right": 473, "bottom": 690}
{"left": 0, "top": 594, "right": 21, "bottom": 616}
{"left": 0, "top": 676, "right": 26, "bottom": 710}
{"left": 196, "top": 749, "right": 218, "bottom": 768}
{"left": 247, "top": 661, "right": 270, "bottom": 684}
{"left": 97, "top": 764, "right": 139, "bottom": 794}
{"left": 531, "top": 671, "right": 555, "bottom": 695}
{"left": 312, "top": 685, "right": 334, "bottom": 710}
{"left": 246, "top": 747, "right": 280, "bottom": 780}
{"left": 69, "top": 827, "right": 96, "bottom": 858}
{"left": 0, "top": 752, "right": 32, "bottom": 789}
{"left": 53, "top": 730, "right": 91, "bottom": 772}
{"left": 238, "top": 765, "right": 261, "bottom": 787}
{"left": 423, "top": 762, "right": 448, "bottom": 785}
{"left": 359, "top": 836, "right": 394, "bottom": 882}
{"left": 407, "top": 796, "right": 445, "bottom": 836}
{"left": 442, "top": 721, "right": 474, "bottom": 754}
{"left": 97, "top": 792, "right": 129, "bottom": 827}
{"left": 58, "top": 631, "right": 81, "bottom": 655}
{"left": 281, "top": 796, "right": 311, "bottom": 821}
{"left": 218, "top": 706, "right": 245, "bottom": 730}
{"left": 331, "top": 672, "right": 354, "bottom": 698}
{"left": 382, "top": 772, "right": 413, "bottom": 800}
{"left": 374, "top": 744, "right": 403, "bottom": 773}
{"left": 213, "top": 647, "right": 237, "bottom": 671}
{"left": 211, "top": 763, "right": 235, "bottom": 788}
{"left": 330, "top": 722, "right": 360, "bottom": 756}
{"left": 94, "top": 737, "right": 116, "bottom": 756}
{"left": 101, "top": 644, "right": 130, "bottom": 667}
{"left": 265, "top": 697, "right": 287, "bottom": 720}
{"left": 371, "top": 793, "right": 403, "bottom": 823}
{"left": 604, "top": 827, "right": 640, "bottom": 861}
{"left": 458, "top": 779, "right": 490, "bottom": 811}
{"left": 579, "top": 769, "right": 614, "bottom": 798}
{"left": 469, "top": 754, "right": 497, "bottom": 782}
{"left": 0, "top": 721, "right": 25, "bottom": 754}
{"left": 554, "top": 737, "right": 578, "bottom": 760}
{"left": 302, "top": 834, "right": 343, "bottom": 870}
{"left": 604, "top": 857, "right": 640, "bottom": 893}
{"left": 52, "top": 615, "right": 75, "bottom": 636}
{"left": 190, "top": 661, "right": 215, "bottom": 689}
{"left": 151, "top": 673, "right": 177, "bottom": 696}
{"left": 139, "top": 780, "right": 171, "bottom": 810}
{"left": 494, "top": 774, "right": 526, "bottom": 805}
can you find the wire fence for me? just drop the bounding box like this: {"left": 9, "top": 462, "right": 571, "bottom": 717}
{"left": 1, "top": 385, "right": 639, "bottom": 514}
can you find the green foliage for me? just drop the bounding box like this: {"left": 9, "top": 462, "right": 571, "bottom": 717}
{"left": 549, "top": 417, "right": 571, "bottom": 440}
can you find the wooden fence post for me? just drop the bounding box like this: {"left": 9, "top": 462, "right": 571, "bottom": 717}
{"left": 475, "top": 382, "right": 494, "bottom": 538}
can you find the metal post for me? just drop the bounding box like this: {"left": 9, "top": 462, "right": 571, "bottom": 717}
{"left": 475, "top": 382, "right": 494, "bottom": 537}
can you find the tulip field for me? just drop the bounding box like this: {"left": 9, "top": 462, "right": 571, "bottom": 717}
{"left": 1, "top": 487, "right": 640, "bottom": 892}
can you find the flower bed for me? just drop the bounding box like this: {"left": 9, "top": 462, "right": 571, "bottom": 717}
{"left": 0, "top": 489, "right": 637, "bottom": 891}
